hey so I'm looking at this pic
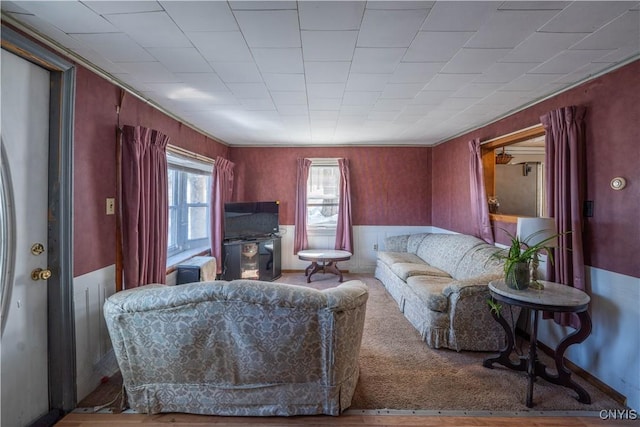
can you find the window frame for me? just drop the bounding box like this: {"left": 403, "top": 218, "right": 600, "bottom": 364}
{"left": 306, "top": 158, "right": 341, "bottom": 232}
{"left": 166, "top": 151, "right": 213, "bottom": 262}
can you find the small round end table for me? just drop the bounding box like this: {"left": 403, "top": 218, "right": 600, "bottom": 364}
{"left": 297, "top": 249, "right": 352, "bottom": 283}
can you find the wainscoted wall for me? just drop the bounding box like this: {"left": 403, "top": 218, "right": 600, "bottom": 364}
{"left": 537, "top": 267, "right": 640, "bottom": 411}
{"left": 278, "top": 225, "right": 434, "bottom": 273}
{"left": 73, "top": 265, "right": 117, "bottom": 402}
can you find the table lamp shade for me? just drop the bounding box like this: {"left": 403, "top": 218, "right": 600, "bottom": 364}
{"left": 516, "top": 217, "right": 558, "bottom": 248}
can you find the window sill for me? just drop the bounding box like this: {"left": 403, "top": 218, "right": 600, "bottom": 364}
{"left": 166, "top": 247, "right": 210, "bottom": 273}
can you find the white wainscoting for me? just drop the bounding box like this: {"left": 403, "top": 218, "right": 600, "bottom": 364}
{"left": 278, "top": 225, "right": 435, "bottom": 273}
{"left": 73, "top": 265, "right": 117, "bottom": 402}
{"left": 536, "top": 267, "right": 640, "bottom": 411}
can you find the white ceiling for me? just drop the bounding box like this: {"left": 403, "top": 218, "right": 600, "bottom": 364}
{"left": 2, "top": 1, "right": 639, "bottom": 147}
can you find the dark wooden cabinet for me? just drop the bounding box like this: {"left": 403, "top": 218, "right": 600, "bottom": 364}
{"left": 221, "top": 237, "right": 281, "bottom": 281}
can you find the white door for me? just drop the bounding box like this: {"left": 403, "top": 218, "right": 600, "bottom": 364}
{"left": 1, "top": 49, "right": 51, "bottom": 426}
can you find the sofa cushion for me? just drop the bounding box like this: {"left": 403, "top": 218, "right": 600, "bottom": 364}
{"left": 405, "top": 275, "right": 455, "bottom": 313}
{"left": 377, "top": 251, "right": 424, "bottom": 267}
{"left": 390, "top": 262, "right": 451, "bottom": 281}
{"left": 407, "top": 233, "right": 430, "bottom": 254}
{"left": 415, "top": 234, "right": 485, "bottom": 275}
{"left": 453, "top": 245, "right": 505, "bottom": 280}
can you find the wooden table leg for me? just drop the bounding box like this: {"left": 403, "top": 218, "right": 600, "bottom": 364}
{"left": 534, "top": 311, "right": 592, "bottom": 404}
{"left": 483, "top": 298, "right": 527, "bottom": 372}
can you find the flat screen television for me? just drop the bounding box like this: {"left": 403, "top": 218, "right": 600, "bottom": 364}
{"left": 224, "top": 201, "right": 279, "bottom": 240}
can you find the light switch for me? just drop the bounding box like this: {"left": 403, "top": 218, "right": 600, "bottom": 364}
{"left": 106, "top": 198, "right": 115, "bottom": 215}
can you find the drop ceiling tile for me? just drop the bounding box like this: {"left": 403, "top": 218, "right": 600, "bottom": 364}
{"left": 439, "top": 97, "right": 478, "bottom": 109}
{"left": 106, "top": 11, "right": 191, "bottom": 47}
{"left": 453, "top": 83, "right": 501, "bottom": 98}
{"left": 529, "top": 50, "right": 610, "bottom": 74}
{"left": 305, "top": 62, "right": 351, "bottom": 83}
{"left": 403, "top": 31, "right": 474, "bottom": 62}
{"left": 234, "top": 10, "right": 300, "bottom": 48}
{"left": 229, "top": 1, "right": 297, "bottom": 10}
{"left": 174, "top": 73, "right": 227, "bottom": 91}
{"left": 441, "top": 48, "right": 511, "bottom": 74}
{"left": 240, "top": 98, "right": 276, "bottom": 111}
{"left": 115, "top": 62, "right": 179, "bottom": 83}
{"left": 473, "top": 62, "right": 538, "bottom": 83}
{"left": 68, "top": 33, "right": 152, "bottom": 62}
{"left": 368, "top": 111, "right": 399, "bottom": 121}
{"left": 540, "top": 1, "right": 634, "bottom": 33}
{"left": 307, "top": 83, "right": 346, "bottom": 99}
{"left": 593, "top": 44, "right": 640, "bottom": 64}
{"left": 351, "top": 48, "right": 406, "bottom": 73}
{"left": 271, "top": 91, "right": 307, "bottom": 105}
{"left": 500, "top": 73, "right": 565, "bottom": 91}
{"left": 571, "top": 10, "right": 640, "bottom": 50}
{"left": 389, "top": 62, "right": 443, "bottom": 83}
{"left": 278, "top": 105, "right": 309, "bottom": 116}
{"left": 262, "top": 73, "right": 306, "bottom": 91}
{"left": 372, "top": 99, "right": 407, "bottom": 111}
{"left": 298, "top": 1, "right": 366, "bottom": 30}
{"left": 402, "top": 104, "right": 437, "bottom": 115}
{"left": 1, "top": 1, "right": 30, "bottom": 14}
{"left": 13, "top": 1, "right": 117, "bottom": 33}
{"left": 421, "top": 2, "right": 499, "bottom": 31}
{"left": 211, "top": 62, "right": 263, "bottom": 83}
{"left": 146, "top": 48, "right": 212, "bottom": 73}
{"left": 466, "top": 10, "right": 560, "bottom": 49}
{"left": 187, "top": 32, "right": 252, "bottom": 62}
{"left": 252, "top": 48, "right": 304, "bottom": 73}
{"left": 308, "top": 98, "right": 342, "bottom": 110}
{"left": 357, "top": 9, "right": 429, "bottom": 48}
{"left": 366, "top": 1, "right": 434, "bottom": 9}
{"left": 340, "top": 106, "right": 372, "bottom": 115}
{"left": 342, "top": 92, "right": 380, "bottom": 106}
{"left": 161, "top": 1, "right": 238, "bottom": 31}
{"left": 423, "top": 74, "right": 478, "bottom": 91}
{"left": 226, "top": 83, "right": 271, "bottom": 99}
{"left": 84, "top": 1, "right": 163, "bottom": 15}
{"left": 501, "top": 32, "right": 590, "bottom": 63}
{"left": 380, "top": 83, "right": 424, "bottom": 99}
{"left": 72, "top": 48, "right": 129, "bottom": 74}
{"left": 411, "top": 90, "right": 456, "bottom": 105}
{"left": 301, "top": 31, "right": 358, "bottom": 61}
{"left": 345, "top": 74, "right": 391, "bottom": 91}
{"left": 143, "top": 83, "right": 227, "bottom": 100}
{"left": 497, "top": 2, "right": 570, "bottom": 10}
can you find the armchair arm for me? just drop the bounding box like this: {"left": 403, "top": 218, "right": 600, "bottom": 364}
{"left": 442, "top": 274, "right": 502, "bottom": 297}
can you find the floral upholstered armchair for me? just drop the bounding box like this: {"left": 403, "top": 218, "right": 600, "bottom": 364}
{"left": 104, "top": 279, "right": 368, "bottom": 416}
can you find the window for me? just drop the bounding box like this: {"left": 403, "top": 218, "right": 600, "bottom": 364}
{"left": 307, "top": 159, "right": 340, "bottom": 229}
{"left": 167, "top": 152, "right": 212, "bottom": 260}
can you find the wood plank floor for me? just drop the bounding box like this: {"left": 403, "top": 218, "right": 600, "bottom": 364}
{"left": 57, "top": 411, "right": 638, "bottom": 427}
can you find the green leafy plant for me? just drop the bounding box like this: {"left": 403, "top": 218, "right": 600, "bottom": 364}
{"left": 487, "top": 298, "right": 502, "bottom": 317}
{"left": 493, "top": 228, "right": 560, "bottom": 290}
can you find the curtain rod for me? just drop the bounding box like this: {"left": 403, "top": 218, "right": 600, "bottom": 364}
{"left": 167, "top": 145, "right": 214, "bottom": 164}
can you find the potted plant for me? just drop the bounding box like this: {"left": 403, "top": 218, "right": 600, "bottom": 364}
{"left": 494, "top": 229, "right": 559, "bottom": 290}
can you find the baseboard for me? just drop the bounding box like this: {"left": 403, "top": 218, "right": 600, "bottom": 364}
{"left": 516, "top": 328, "right": 627, "bottom": 407}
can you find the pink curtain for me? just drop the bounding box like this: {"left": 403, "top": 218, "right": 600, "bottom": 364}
{"left": 121, "top": 125, "right": 169, "bottom": 288}
{"left": 294, "top": 158, "right": 311, "bottom": 254}
{"left": 210, "top": 156, "right": 235, "bottom": 274}
{"left": 335, "top": 158, "right": 354, "bottom": 253}
{"left": 541, "top": 106, "right": 587, "bottom": 328}
{"left": 468, "top": 138, "right": 494, "bottom": 244}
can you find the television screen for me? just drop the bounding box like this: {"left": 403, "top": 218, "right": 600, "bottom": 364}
{"left": 224, "top": 201, "right": 279, "bottom": 240}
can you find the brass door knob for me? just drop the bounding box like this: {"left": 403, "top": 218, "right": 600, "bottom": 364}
{"left": 31, "top": 268, "right": 52, "bottom": 281}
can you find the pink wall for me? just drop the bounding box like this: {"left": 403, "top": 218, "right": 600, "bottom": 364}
{"left": 73, "top": 67, "right": 228, "bottom": 277}
{"left": 432, "top": 60, "right": 640, "bottom": 278}
{"left": 228, "top": 146, "right": 432, "bottom": 226}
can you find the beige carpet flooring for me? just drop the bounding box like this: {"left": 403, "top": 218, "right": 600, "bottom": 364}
{"left": 80, "top": 272, "right": 627, "bottom": 413}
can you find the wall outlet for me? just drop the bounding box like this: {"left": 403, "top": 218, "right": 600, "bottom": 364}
{"left": 106, "top": 198, "right": 115, "bottom": 215}
{"left": 373, "top": 243, "right": 378, "bottom": 251}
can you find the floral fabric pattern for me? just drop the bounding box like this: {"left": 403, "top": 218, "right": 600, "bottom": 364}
{"left": 374, "top": 233, "right": 519, "bottom": 351}
{"left": 104, "top": 279, "right": 368, "bottom": 416}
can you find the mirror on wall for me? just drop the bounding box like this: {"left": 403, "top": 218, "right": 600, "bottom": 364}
{"left": 482, "top": 125, "right": 546, "bottom": 219}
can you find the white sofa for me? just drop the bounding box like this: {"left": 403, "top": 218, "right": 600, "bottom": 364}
{"left": 104, "top": 279, "right": 368, "bottom": 416}
{"left": 375, "top": 233, "right": 519, "bottom": 351}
